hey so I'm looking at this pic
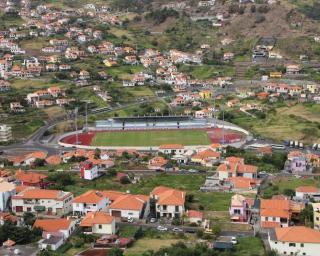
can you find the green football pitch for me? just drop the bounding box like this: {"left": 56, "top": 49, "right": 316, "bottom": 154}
{"left": 91, "top": 129, "right": 211, "bottom": 147}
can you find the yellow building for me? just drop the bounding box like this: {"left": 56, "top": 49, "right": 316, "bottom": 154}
{"left": 312, "top": 203, "right": 320, "bottom": 230}
{"left": 270, "top": 72, "right": 282, "bottom": 78}
{"left": 103, "top": 59, "right": 117, "bottom": 67}
{"left": 199, "top": 90, "right": 212, "bottom": 99}
{"left": 306, "top": 84, "right": 318, "bottom": 94}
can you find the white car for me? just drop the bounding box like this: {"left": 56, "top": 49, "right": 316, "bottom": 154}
{"left": 127, "top": 217, "right": 134, "bottom": 223}
{"left": 150, "top": 218, "right": 157, "bottom": 223}
{"left": 231, "top": 237, "right": 237, "bottom": 244}
{"left": 157, "top": 225, "right": 168, "bottom": 231}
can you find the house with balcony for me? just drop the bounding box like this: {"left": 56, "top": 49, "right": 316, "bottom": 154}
{"left": 150, "top": 186, "right": 185, "bottom": 219}
{"left": 229, "top": 194, "right": 254, "bottom": 223}
{"left": 72, "top": 190, "right": 109, "bottom": 216}
{"left": 260, "top": 198, "right": 291, "bottom": 229}
{"left": 12, "top": 187, "right": 73, "bottom": 216}
{"left": 80, "top": 211, "right": 116, "bottom": 235}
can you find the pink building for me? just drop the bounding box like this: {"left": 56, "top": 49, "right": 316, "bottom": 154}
{"left": 229, "top": 194, "right": 254, "bottom": 223}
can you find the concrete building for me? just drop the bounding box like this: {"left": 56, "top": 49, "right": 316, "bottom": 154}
{"left": 12, "top": 187, "right": 73, "bottom": 216}
{"left": 0, "top": 125, "right": 12, "bottom": 142}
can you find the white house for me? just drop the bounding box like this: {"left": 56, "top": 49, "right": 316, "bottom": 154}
{"left": 33, "top": 218, "right": 75, "bottom": 239}
{"left": 72, "top": 190, "right": 109, "bottom": 215}
{"left": 0, "top": 181, "right": 15, "bottom": 211}
{"left": 150, "top": 186, "right": 185, "bottom": 219}
{"left": 12, "top": 187, "right": 73, "bottom": 216}
{"left": 268, "top": 226, "right": 320, "bottom": 256}
{"left": 80, "top": 211, "right": 116, "bottom": 235}
{"left": 295, "top": 186, "right": 320, "bottom": 201}
{"left": 80, "top": 161, "right": 100, "bottom": 180}
{"left": 158, "top": 144, "right": 185, "bottom": 155}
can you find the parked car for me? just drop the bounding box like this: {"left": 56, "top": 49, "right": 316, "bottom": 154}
{"left": 127, "top": 216, "right": 134, "bottom": 223}
{"left": 172, "top": 227, "right": 183, "bottom": 232}
{"left": 150, "top": 218, "right": 157, "bottom": 223}
{"left": 157, "top": 225, "right": 168, "bottom": 231}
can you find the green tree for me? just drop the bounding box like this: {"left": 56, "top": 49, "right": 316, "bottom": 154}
{"left": 108, "top": 247, "right": 123, "bottom": 256}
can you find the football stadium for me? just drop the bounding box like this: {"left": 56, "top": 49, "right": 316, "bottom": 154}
{"left": 59, "top": 116, "right": 249, "bottom": 148}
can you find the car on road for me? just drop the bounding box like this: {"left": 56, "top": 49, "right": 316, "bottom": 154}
{"left": 172, "top": 227, "right": 183, "bottom": 232}
{"left": 157, "top": 225, "right": 168, "bottom": 231}
{"left": 150, "top": 218, "right": 157, "bottom": 223}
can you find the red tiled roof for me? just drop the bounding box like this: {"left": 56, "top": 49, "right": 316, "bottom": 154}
{"left": 151, "top": 186, "right": 185, "bottom": 206}
{"left": 80, "top": 211, "right": 114, "bottom": 226}
{"left": 33, "top": 218, "right": 72, "bottom": 232}
{"left": 275, "top": 226, "right": 320, "bottom": 243}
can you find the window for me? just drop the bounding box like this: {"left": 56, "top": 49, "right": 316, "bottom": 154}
{"left": 234, "top": 209, "right": 241, "bottom": 214}
{"left": 300, "top": 243, "right": 304, "bottom": 247}
{"left": 283, "top": 252, "right": 286, "bottom": 255}
{"left": 275, "top": 242, "right": 277, "bottom": 244}
{"left": 93, "top": 204, "right": 96, "bottom": 206}
{"left": 289, "top": 243, "right": 296, "bottom": 247}
{"left": 272, "top": 217, "right": 276, "bottom": 221}
{"left": 175, "top": 206, "right": 179, "bottom": 212}
{"left": 317, "top": 217, "right": 319, "bottom": 221}
{"left": 265, "top": 217, "right": 269, "bottom": 221}
{"left": 163, "top": 205, "right": 167, "bottom": 210}
{"left": 98, "top": 225, "right": 102, "bottom": 229}
{"left": 303, "top": 253, "right": 306, "bottom": 256}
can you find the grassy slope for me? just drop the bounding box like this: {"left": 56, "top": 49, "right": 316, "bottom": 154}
{"left": 91, "top": 130, "right": 211, "bottom": 146}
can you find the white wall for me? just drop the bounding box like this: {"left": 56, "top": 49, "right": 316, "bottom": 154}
{"left": 91, "top": 220, "right": 116, "bottom": 235}
{"left": 72, "top": 198, "right": 108, "bottom": 215}
{"left": 269, "top": 236, "right": 320, "bottom": 256}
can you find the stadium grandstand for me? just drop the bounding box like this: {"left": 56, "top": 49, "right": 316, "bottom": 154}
{"left": 94, "top": 116, "right": 211, "bottom": 130}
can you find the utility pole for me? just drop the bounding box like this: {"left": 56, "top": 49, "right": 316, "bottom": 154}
{"left": 75, "top": 107, "right": 79, "bottom": 145}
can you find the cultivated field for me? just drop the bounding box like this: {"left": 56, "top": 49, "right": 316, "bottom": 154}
{"left": 91, "top": 130, "right": 211, "bottom": 147}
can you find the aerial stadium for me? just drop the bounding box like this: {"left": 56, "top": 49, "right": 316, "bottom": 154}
{"left": 59, "top": 116, "right": 250, "bottom": 149}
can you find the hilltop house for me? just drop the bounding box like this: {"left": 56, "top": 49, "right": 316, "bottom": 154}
{"left": 150, "top": 186, "right": 185, "bottom": 219}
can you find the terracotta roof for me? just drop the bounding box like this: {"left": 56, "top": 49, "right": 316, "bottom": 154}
{"left": 151, "top": 186, "right": 186, "bottom": 206}
{"left": 149, "top": 156, "right": 168, "bottom": 167}
{"left": 73, "top": 190, "right": 106, "bottom": 204}
{"left": 187, "top": 210, "right": 203, "bottom": 219}
{"left": 227, "top": 177, "right": 259, "bottom": 189}
{"left": 192, "top": 149, "right": 221, "bottom": 160}
{"left": 261, "top": 199, "right": 290, "bottom": 210}
{"left": 25, "top": 151, "right": 47, "bottom": 160}
{"left": 225, "top": 157, "right": 244, "bottom": 164}
{"left": 33, "top": 218, "right": 72, "bottom": 232}
{"left": 296, "top": 186, "right": 320, "bottom": 193}
{"left": 13, "top": 188, "right": 70, "bottom": 200}
{"left": 45, "top": 155, "right": 62, "bottom": 165}
{"left": 159, "top": 144, "right": 184, "bottom": 149}
{"left": 15, "top": 170, "right": 47, "bottom": 184}
{"left": 275, "top": 226, "right": 320, "bottom": 243}
{"left": 80, "top": 211, "right": 114, "bottom": 226}
{"left": 101, "top": 190, "right": 126, "bottom": 202}
{"left": 261, "top": 208, "right": 289, "bottom": 218}
{"left": 109, "top": 194, "right": 149, "bottom": 211}
{"left": 210, "top": 143, "right": 223, "bottom": 149}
